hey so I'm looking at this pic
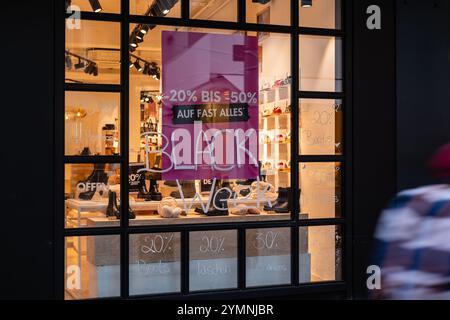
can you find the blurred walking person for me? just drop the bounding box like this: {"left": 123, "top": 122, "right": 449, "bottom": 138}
{"left": 372, "top": 143, "right": 450, "bottom": 299}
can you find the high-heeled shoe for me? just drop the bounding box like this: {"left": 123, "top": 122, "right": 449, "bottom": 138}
{"left": 77, "top": 163, "right": 108, "bottom": 200}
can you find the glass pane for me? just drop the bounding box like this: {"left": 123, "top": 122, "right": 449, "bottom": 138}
{"left": 129, "top": 232, "right": 181, "bottom": 295}
{"left": 130, "top": 0, "right": 181, "bottom": 17}
{"left": 246, "top": 227, "right": 291, "bottom": 287}
{"left": 65, "top": 20, "right": 120, "bottom": 84}
{"left": 299, "top": 99, "right": 343, "bottom": 155}
{"left": 190, "top": 0, "right": 237, "bottom": 22}
{"left": 246, "top": 0, "right": 290, "bottom": 26}
{"left": 69, "top": 0, "right": 121, "bottom": 13}
{"left": 299, "top": 0, "right": 342, "bottom": 29}
{"left": 65, "top": 91, "right": 120, "bottom": 156}
{"left": 299, "top": 225, "right": 342, "bottom": 283}
{"left": 65, "top": 235, "right": 120, "bottom": 299}
{"left": 189, "top": 230, "right": 238, "bottom": 291}
{"left": 299, "top": 35, "right": 343, "bottom": 92}
{"left": 128, "top": 25, "right": 291, "bottom": 225}
{"left": 65, "top": 163, "right": 121, "bottom": 228}
{"left": 299, "top": 162, "right": 342, "bottom": 219}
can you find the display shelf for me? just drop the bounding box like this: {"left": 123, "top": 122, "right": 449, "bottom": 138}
{"left": 87, "top": 211, "right": 291, "bottom": 227}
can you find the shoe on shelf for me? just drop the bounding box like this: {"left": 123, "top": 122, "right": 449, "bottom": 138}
{"left": 272, "top": 106, "right": 283, "bottom": 115}
{"left": 262, "top": 108, "right": 272, "bottom": 117}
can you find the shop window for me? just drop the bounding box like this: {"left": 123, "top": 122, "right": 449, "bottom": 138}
{"left": 64, "top": 163, "right": 121, "bottom": 228}
{"left": 190, "top": 0, "right": 237, "bottom": 22}
{"left": 299, "top": 0, "right": 342, "bottom": 30}
{"left": 246, "top": 227, "right": 291, "bottom": 287}
{"left": 299, "top": 225, "right": 342, "bottom": 283}
{"left": 129, "top": 232, "right": 181, "bottom": 295}
{"left": 65, "top": 20, "right": 121, "bottom": 84}
{"left": 68, "top": 0, "right": 121, "bottom": 13}
{"left": 299, "top": 162, "right": 342, "bottom": 219}
{"left": 128, "top": 25, "right": 291, "bottom": 225}
{"left": 246, "top": 0, "right": 290, "bottom": 26}
{"left": 189, "top": 230, "right": 238, "bottom": 291}
{"left": 65, "top": 91, "right": 120, "bottom": 156}
{"left": 130, "top": 0, "right": 181, "bottom": 17}
{"left": 299, "top": 98, "right": 343, "bottom": 155}
{"left": 65, "top": 235, "right": 120, "bottom": 299}
{"left": 299, "top": 35, "right": 343, "bottom": 92}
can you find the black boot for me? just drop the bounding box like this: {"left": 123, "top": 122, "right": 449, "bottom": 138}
{"left": 170, "top": 180, "right": 196, "bottom": 198}
{"left": 264, "top": 187, "right": 290, "bottom": 213}
{"left": 113, "top": 193, "right": 136, "bottom": 220}
{"left": 137, "top": 175, "right": 152, "bottom": 201}
{"left": 106, "top": 191, "right": 120, "bottom": 218}
{"left": 149, "top": 179, "right": 162, "bottom": 201}
{"left": 77, "top": 163, "right": 108, "bottom": 200}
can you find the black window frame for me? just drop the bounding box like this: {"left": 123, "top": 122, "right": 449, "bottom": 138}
{"left": 55, "top": 0, "right": 353, "bottom": 299}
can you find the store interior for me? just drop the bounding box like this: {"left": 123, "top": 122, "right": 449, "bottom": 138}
{"left": 64, "top": 0, "right": 342, "bottom": 299}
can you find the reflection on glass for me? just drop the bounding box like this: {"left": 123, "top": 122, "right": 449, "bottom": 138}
{"left": 65, "top": 163, "right": 121, "bottom": 228}
{"left": 65, "top": 235, "right": 120, "bottom": 299}
{"left": 299, "top": 162, "right": 342, "bottom": 219}
{"left": 299, "top": 99, "right": 343, "bottom": 155}
{"left": 130, "top": 0, "right": 181, "bottom": 17}
{"left": 246, "top": 227, "right": 291, "bottom": 287}
{"left": 189, "top": 230, "right": 238, "bottom": 291}
{"left": 65, "top": 91, "right": 120, "bottom": 156}
{"left": 246, "top": 0, "right": 290, "bottom": 26}
{"left": 65, "top": 20, "right": 120, "bottom": 84}
{"left": 299, "top": 225, "right": 342, "bottom": 283}
{"left": 128, "top": 25, "right": 291, "bottom": 225}
{"left": 69, "top": 0, "right": 121, "bottom": 13}
{"left": 190, "top": 0, "right": 237, "bottom": 22}
{"left": 129, "top": 233, "right": 181, "bottom": 295}
{"left": 299, "top": 35, "right": 343, "bottom": 92}
{"left": 299, "top": 0, "right": 341, "bottom": 29}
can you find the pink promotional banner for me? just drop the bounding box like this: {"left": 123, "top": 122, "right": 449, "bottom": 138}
{"left": 161, "top": 31, "right": 259, "bottom": 180}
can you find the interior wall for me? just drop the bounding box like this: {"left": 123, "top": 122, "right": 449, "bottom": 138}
{"left": 396, "top": 0, "right": 450, "bottom": 190}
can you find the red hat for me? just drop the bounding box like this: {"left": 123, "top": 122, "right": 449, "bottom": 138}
{"left": 428, "top": 143, "right": 450, "bottom": 180}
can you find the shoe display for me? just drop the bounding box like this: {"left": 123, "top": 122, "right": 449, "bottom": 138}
{"left": 106, "top": 190, "right": 120, "bottom": 219}
{"left": 263, "top": 187, "right": 291, "bottom": 213}
{"left": 79, "top": 147, "right": 92, "bottom": 156}
{"left": 272, "top": 106, "right": 283, "bottom": 115}
{"left": 275, "top": 133, "right": 287, "bottom": 143}
{"left": 170, "top": 180, "right": 196, "bottom": 198}
{"left": 262, "top": 108, "right": 272, "bottom": 117}
{"left": 77, "top": 163, "right": 108, "bottom": 200}
{"left": 149, "top": 178, "right": 162, "bottom": 201}
{"left": 261, "top": 134, "right": 271, "bottom": 144}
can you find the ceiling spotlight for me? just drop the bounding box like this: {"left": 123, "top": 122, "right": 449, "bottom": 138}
{"left": 89, "top": 0, "right": 103, "bottom": 13}
{"left": 93, "top": 65, "right": 98, "bottom": 76}
{"left": 140, "top": 24, "right": 150, "bottom": 35}
{"left": 65, "top": 55, "right": 73, "bottom": 69}
{"left": 301, "top": 0, "right": 312, "bottom": 8}
{"left": 74, "top": 58, "right": 85, "bottom": 70}
{"left": 143, "top": 63, "right": 150, "bottom": 75}
{"left": 163, "top": 9, "right": 170, "bottom": 15}
{"left": 134, "top": 60, "right": 143, "bottom": 72}
{"left": 129, "top": 60, "right": 134, "bottom": 69}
